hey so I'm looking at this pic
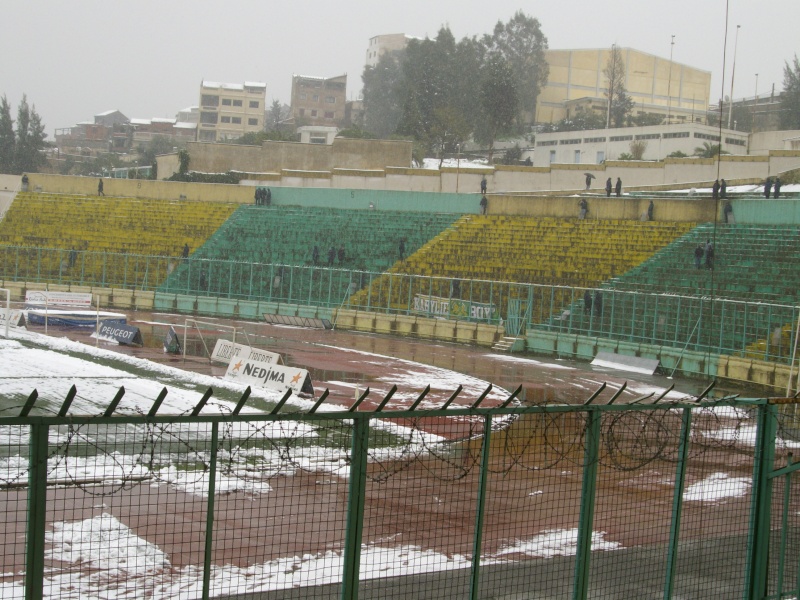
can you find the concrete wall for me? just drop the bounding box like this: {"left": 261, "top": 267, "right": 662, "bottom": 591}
{"left": 163, "top": 137, "right": 413, "bottom": 177}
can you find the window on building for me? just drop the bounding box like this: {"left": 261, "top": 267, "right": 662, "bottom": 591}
{"left": 574, "top": 150, "right": 581, "bottom": 163}
{"left": 199, "top": 130, "right": 216, "bottom": 141}
{"left": 200, "top": 112, "right": 218, "bottom": 124}
{"left": 248, "top": 118, "right": 258, "bottom": 126}
{"left": 249, "top": 101, "right": 259, "bottom": 109}
{"left": 596, "top": 151, "right": 605, "bottom": 164}
{"left": 325, "top": 96, "right": 336, "bottom": 104}
{"left": 559, "top": 139, "right": 581, "bottom": 145}
{"left": 220, "top": 116, "right": 231, "bottom": 123}
{"left": 300, "top": 93, "right": 307, "bottom": 100}
{"left": 231, "top": 117, "right": 242, "bottom": 124}
{"left": 311, "top": 110, "right": 318, "bottom": 117}
{"left": 233, "top": 100, "right": 242, "bottom": 107}
{"left": 312, "top": 95, "right": 320, "bottom": 102}
{"left": 549, "top": 150, "right": 556, "bottom": 164}
{"left": 201, "top": 95, "right": 219, "bottom": 107}
{"left": 609, "top": 135, "right": 633, "bottom": 142}
{"left": 324, "top": 111, "right": 335, "bottom": 119}
{"left": 221, "top": 99, "right": 232, "bottom": 106}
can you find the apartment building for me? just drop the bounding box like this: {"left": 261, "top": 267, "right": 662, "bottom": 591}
{"left": 290, "top": 74, "right": 347, "bottom": 127}
{"left": 198, "top": 81, "right": 266, "bottom": 142}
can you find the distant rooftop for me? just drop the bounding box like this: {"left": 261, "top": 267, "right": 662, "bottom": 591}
{"left": 202, "top": 80, "right": 266, "bottom": 91}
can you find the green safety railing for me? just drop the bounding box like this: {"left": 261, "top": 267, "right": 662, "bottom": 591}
{"left": 1, "top": 384, "right": 798, "bottom": 599}
{"left": 1, "top": 245, "right": 798, "bottom": 363}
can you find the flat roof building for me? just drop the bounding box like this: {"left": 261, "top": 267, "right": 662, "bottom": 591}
{"left": 198, "top": 81, "right": 266, "bottom": 142}
{"left": 290, "top": 74, "right": 347, "bottom": 127}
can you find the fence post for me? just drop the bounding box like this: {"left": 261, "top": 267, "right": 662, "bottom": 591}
{"left": 572, "top": 409, "right": 601, "bottom": 600}
{"left": 341, "top": 415, "right": 370, "bottom": 600}
{"left": 744, "top": 402, "right": 778, "bottom": 600}
{"left": 201, "top": 422, "right": 219, "bottom": 600}
{"left": 663, "top": 407, "right": 692, "bottom": 599}
{"left": 469, "top": 414, "right": 493, "bottom": 599}
{"left": 25, "top": 423, "right": 49, "bottom": 600}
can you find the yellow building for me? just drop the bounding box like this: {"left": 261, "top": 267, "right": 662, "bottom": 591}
{"left": 536, "top": 48, "right": 711, "bottom": 126}
{"left": 198, "top": 81, "right": 267, "bottom": 142}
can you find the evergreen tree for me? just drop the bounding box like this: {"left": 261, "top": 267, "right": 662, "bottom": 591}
{"left": 483, "top": 11, "right": 549, "bottom": 125}
{"left": 0, "top": 95, "right": 14, "bottom": 174}
{"left": 781, "top": 54, "right": 800, "bottom": 129}
{"left": 474, "top": 54, "right": 518, "bottom": 162}
{"left": 12, "top": 95, "right": 48, "bottom": 174}
{"left": 362, "top": 51, "right": 404, "bottom": 137}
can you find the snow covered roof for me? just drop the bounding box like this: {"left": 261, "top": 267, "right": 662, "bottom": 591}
{"left": 130, "top": 118, "right": 151, "bottom": 126}
{"left": 152, "top": 117, "right": 176, "bottom": 124}
{"left": 95, "top": 109, "right": 122, "bottom": 117}
{"left": 244, "top": 81, "right": 266, "bottom": 89}
{"left": 174, "top": 122, "right": 197, "bottom": 129}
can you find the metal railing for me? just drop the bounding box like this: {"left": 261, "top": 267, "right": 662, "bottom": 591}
{"left": 1, "top": 245, "right": 798, "bottom": 363}
{"left": 1, "top": 384, "right": 798, "bottom": 599}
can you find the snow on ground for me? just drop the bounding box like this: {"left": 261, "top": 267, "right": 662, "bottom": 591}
{"left": 422, "top": 157, "right": 489, "bottom": 170}
{"left": 683, "top": 472, "right": 751, "bottom": 502}
{"left": 666, "top": 183, "right": 800, "bottom": 194}
{"left": 0, "top": 512, "right": 622, "bottom": 600}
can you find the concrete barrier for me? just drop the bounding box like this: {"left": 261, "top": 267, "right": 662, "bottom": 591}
{"left": 374, "top": 314, "right": 394, "bottom": 334}
{"left": 354, "top": 311, "right": 375, "bottom": 332}
{"left": 434, "top": 319, "right": 457, "bottom": 342}
{"left": 395, "top": 315, "right": 417, "bottom": 336}
{"left": 456, "top": 321, "right": 477, "bottom": 344}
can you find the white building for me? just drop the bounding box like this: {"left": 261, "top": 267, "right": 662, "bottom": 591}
{"left": 530, "top": 123, "right": 748, "bottom": 166}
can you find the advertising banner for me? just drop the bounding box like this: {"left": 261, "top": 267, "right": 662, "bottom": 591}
{"left": 25, "top": 291, "right": 93, "bottom": 308}
{"left": 0, "top": 308, "right": 24, "bottom": 328}
{"left": 224, "top": 357, "right": 314, "bottom": 396}
{"left": 99, "top": 321, "right": 143, "bottom": 346}
{"left": 163, "top": 327, "right": 182, "bottom": 354}
{"left": 210, "top": 339, "right": 281, "bottom": 365}
{"left": 412, "top": 294, "right": 497, "bottom": 322}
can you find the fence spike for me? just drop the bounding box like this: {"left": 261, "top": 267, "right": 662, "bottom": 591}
{"left": 270, "top": 389, "right": 294, "bottom": 415}
{"left": 19, "top": 389, "right": 38, "bottom": 417}
{"left": 147, "top": 387, "right": 169, "bottom": 417}
{"left": 582, "top": 382, "right": 607, "bottom": 405}
{"left": 439, "top": 385, "right": 462, "bottom": 410}
{"left": 232, "top": 387, "right": 251, "bottom": 416}
{"left": 57, "top": 385, "right": 78, "bottom": 417}
{"left": 652, "top": 383, "right": 675, "bottom": 404}
{"left": 308, "top": 389, "right": 329, "bottom": 414}
{"left": 374, "top": 385, "right": 397, "bottom": 412}
{"left": 190, "top": 387, "right": 214, "bottom": 417}
{"left": 103, "top": 386, "right": 126, "bottom": 417}
{"left": 470, "top": 384, "right": 493, "bottom": 410}
{"left": 497, "top": 385, "right": 523, "bottom": 410}
{"left": 626, "top": 391, "right": 653, "bottom": 405}
{"left": 694, "top": 380, "right": 716, "bottom": 402}
{"left": 408, "top": 385, "right": 431, "bottom": 411}
{"left": 606, "top": 382, "right": 628, "bottom": 405}
{"left": 348, "top": 387, "right": 370, "bottom": 412}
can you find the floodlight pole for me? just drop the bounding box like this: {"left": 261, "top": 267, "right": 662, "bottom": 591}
{"left": 727, "top": 25, "right": 740, "bottom": 129}
{"left": 666, "top": 35, "right": 675, "bottom": 125}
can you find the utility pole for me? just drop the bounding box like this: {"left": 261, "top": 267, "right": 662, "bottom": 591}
{"left": 752, "top": 73, "right": 759, "bottom": 132}
{"left": 728, "top": 25, "right": 740, "bottom": 129}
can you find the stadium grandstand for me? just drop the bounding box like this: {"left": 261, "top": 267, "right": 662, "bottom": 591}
{"left": 0, "top": 172, "right": 799, "bottom": 391}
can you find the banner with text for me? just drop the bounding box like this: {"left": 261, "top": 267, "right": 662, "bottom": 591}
{"left": 412, "top": 294, "right": 497, "bottom": 322}
{"left": 25, "top": 291, "right": 93, "bottom": 308}
{"left": 98, "top": 321, "right": 143, "bottom": 346}
{"left": 0, "top": 308, "right": 24, "bottom": 328}
{"left": 210, "top": 339, "right": 281, "bottom": 365}
{"left": 224, "top": 357, "right": 314, "bottom": 396}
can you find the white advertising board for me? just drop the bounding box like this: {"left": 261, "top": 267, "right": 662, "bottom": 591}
{"left": 25, "top": 291, "right": 93, "bottom": 308}
{"left": 224, "top": 357, "right": 313, "bottom": 395}
{"left": 210, "top": 339, "right": 281, "bottom": 365}
{"left": 0, "top": 308, "right": 24, "bottom": 328}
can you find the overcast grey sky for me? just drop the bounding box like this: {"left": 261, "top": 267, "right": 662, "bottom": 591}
{"left": 1, "top": 0, "right": 797, "bottom": 136}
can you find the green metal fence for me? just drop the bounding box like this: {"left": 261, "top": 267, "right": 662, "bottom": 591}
{"left": 1, "top": 385, "right": 799, "bottom": 599}
{"left": 1, "top": 246, "right": 799, "bottom": 364}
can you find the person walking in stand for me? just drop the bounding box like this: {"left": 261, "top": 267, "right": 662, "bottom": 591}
{"left": 327, "top": 247, "right": 336, "bottom": 267}
{"left": 337, "top": 246, "right": 345, "bottom": 264}
{"left": 480, "top": 195, "right": 488, "bottom": 215}
{"left": 712, "top": 179, "right": 720, "bottom": 200}
{"left": 720, "top": 178, "right": 727, "bottom": 199}
{"left": 723, "top": 201, "right": 734, "bottom": 223}
{"left": 705, "top": 239, "right": 714, "bottom": 270}
{"left": 578, "top": 198, "right": 588, "bottom": 219}
{"left": 585, "top": 174, "right": 592, "bottom": 190}
{"left": 480, "top": 176, "right": 487, "bottom": 195}
{"left": 615, "top": 177, "right": 622, "bottom": 197}
{"left": 693, "top": 243, "right": 704, "bottom": 269}
{"left": 181, "top": 243, "right": 189, "bottom": 259}
{"left": 605, "top": 177, "right": 612, "bottom": 197}
{"left": 764, "top": 178, "right": 773, "bottom": 199}
{"left": 647, "top": 200, "right": 654, "bottom": 221}
{"left": 98, "top": 178, "right": 105, "bottom": 196}
{"left": 399, "top": 239, "right": 406, "bottom": 261}
{"left": 774, "top": 177, "right": 782, "bottom": 199}
{"left": 312, "top": 245, "right": 320, "bottom": 265}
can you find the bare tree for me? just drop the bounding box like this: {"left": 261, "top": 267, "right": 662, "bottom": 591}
{"left": 603, "top": 47, "right": 634, "bottom": 128}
